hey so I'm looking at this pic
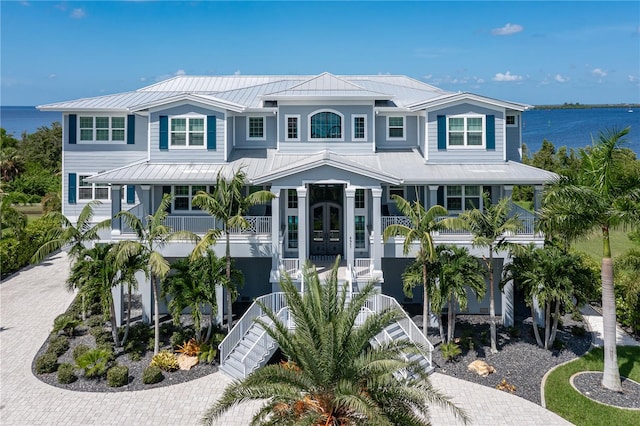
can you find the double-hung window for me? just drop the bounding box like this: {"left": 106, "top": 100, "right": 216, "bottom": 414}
{"left": 170, "top": 117, "right": 205, "bottom": 148}
{"left": 446, "top": 185, "right": 481, "bottom": 212}
{"left": 285, "top": 115, "right": 300, "bottom": 141}
{"left": 309, "top": 110, "right": 343, "bottom": 140}
{"left": 352, "top": 115, "right": 366, "bottom": 140}
{"left": 78, "top": 175, "right": 109, "bottom": 200}
{"left": 247, "top": 117, "right": 265, "bottom": 140}
{"left": 506, "top": 115, "right": 517, "bottom": 127}
{"left": 448, "top": 116, "right": 484, "bottom": 147}
{"left": 173, "top": 185, "right": 210, "bottom": 211}
{"left": 79, "top": 116, "right": 125, "bottom": 143}
{"left": 354, "top": 189, "right": 366, "bottom": 250}
{"left": 387, "top": 116, "right": 405, "bottom": 140}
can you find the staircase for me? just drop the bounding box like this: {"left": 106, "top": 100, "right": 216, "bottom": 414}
{"left": 219, "top": 291, "right": 434, "bottom": 380}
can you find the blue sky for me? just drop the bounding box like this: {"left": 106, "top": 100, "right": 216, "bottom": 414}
{"left": 1, "top": 1, "right": 639, "bottom": 106}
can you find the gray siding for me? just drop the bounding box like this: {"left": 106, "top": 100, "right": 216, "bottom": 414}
{"left": 234, "top": 115, "right": 277, "bottom": 149}
{"left": 375, "top": 115, "right": 419, "bottom": 149}
{"left": 149, "top": 104, "right": 225, "bottom": 162}
{"left": 426, "top": 104, "right": 505, "bottom": 163}
{"left": 506, "top": 119, "right": 521, "bottom": 161}
{"left": 63, "top": 113, "right": 148, "bottom": 154}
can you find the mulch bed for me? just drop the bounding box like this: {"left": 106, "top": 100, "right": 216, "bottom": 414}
{"left": 571, "top": 372, "right": 640, "bottom": 410}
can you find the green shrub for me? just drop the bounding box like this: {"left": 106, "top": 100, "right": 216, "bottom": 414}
{"left": 440, "top": 341, "right": 462, "bottom": 362}
{"left": 198, "top": 344, "right": 217, "bottom": 364}
{"left": 128, "top": 351, "right": 142, "bottom": 362}
{"left": 72, "top": 344, "right": 91, "bottom": 361}
{"left": 150, "top": 350, "right": 179, "bottom": 372}
{"left": 107, "top": 365, "right": 129, "bottom": 388}
{"left": 35, "top": 352, "right": 59, "bottom": 374}
{"left": 87, "top": 316, "right": 104, "bottom": 328}
{"left": 124, "top": 323, "right": 152, "bottom": 359}
{"left": 57, "top": 363, "right": 77, "bottom": 384}
{"left": 170, "top": 329, "right": 194, "bottom": 349}
{"left": 47, "top": 335, "right": 70, "bottom": 357}
{"left": 142, "top": 365, "right": 164, "bottom": 384}
{"left": 552, "top": 339, "right": 567, "bottom": 351}
{"left": 507, "top": 326, "right": 521, "bottom": 338}
{"left": 459, "top": 336, "right": 475, "bottom": 351}
{"left": 52, "top": 314, "right": 80, "bottom": 336}
{"left": 571, "top": 325, "right": 587, "bottom": 337}
{"left": 76, "top": 348, "right": 112, "bottom": 378}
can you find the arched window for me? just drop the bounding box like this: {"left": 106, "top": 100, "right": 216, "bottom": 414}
{"left": 309, "top": 111, "right": 343, "bottom": 140}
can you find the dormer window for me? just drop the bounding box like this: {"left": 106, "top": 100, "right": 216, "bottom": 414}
{"left": 170, "top": 116, "right": 205, "bottom": 148}
{"left": 387, "top": 116, "right": 405, "bottom": 140}
{"left": 309, "top": 110, "right": 343, "bottom": 140}
{"left": 447, "top": 115, "right": 484, "bottom": 148}
{"left": 247, "top": 117, "right": 265, "bottom": 140}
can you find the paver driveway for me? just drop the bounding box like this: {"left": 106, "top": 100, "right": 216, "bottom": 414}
{"left": 0, "top": 252, "right": 572, "bottom": 425}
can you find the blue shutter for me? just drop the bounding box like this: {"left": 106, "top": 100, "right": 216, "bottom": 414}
{"left": 127, "top": 185, "right": 135, "bottom": 204}
{"left": 486, "top": 115, "right": 495, "bottom": 150}
{"left": 68, "top": 173, "right": 77, "bottom": 204}
{"left": 69, "top": 114, "right": 77, "bottom": 145}
{"left": 437, "top": 115, "right": 446, "bottom": 150}
{"left": 207, "top": 115, "right": 216, "bottom": 150}
{"left": 159, "top": 116, "right": 168, "bottom": 150}
{"left": 127, "top": 115, "right": 135, "bottom": 144}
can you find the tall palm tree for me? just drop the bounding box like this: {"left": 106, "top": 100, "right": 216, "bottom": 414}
{"left": 539, "top": 127, "right": 639, "bottom": 390}
{"left": 116, "top": 194, "right": 198, "bottom": 355}
{"left": 67, "top": 243, "right": 121, "bottom": 346}
{"left": 433, "top": 245, "right": 486, "bottom": 343}
{"left": 383, "top": 195, "right": 459, "bottom": 335}
{"left": 191, "top": 168, "right": 274, "bottom": 330}
{"left": 31, "top": 200, "right": 111, "bottom": 263}
{"left": 202, "top": 260, "right": 467, "bottom": 425}
{"left": 459, "top": 193, "right": 522, "bottom": 353}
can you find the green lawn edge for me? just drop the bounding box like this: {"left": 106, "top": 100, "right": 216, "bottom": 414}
{"left": 544, "top": 346, "right": 640, "bottom": 426}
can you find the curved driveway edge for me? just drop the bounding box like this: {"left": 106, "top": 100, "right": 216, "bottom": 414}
{"left": 1, "top": 252, "right": 571, "bottom": 425}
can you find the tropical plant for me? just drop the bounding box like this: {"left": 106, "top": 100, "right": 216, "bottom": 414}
{"left": 382, "top": 195, "right": 459, "bottom": 335}
{"left": 614, "top": 232, "right": 640, "bottom": 334}
{"left": 0, "top": 146, "right": 24, "bottom": 182}
{"left": 76, "top": 348, "right": 112, "bottom": 378}
{"left": 191, "top": 168, "right": 274, "bottom": 331}
{"left": 115, "top": 194, "right": 198, "bottom": 355}
{"left": 440, "top": 341, "right": 462, "bottom": 362}
{"left": 0, "top": 194, "right": 27, "bottom": 239}
{"left": 150, "top": 350, "right": 179, "bottom": 372}
{"left": 539, "top": 127, "right": 640, "bottom": 390}
{"left": 433, "top": 245, "right": 486, "bottom": 343}
{"left": 202, "top": 259, "right": 467, "bottom": 425}
{"left": 142, "top": 365, "right": 164, "bottom": 384}
{"left": 459, "top": 193, "right": 522, "bottom": 353}
{"left": 52, "top": 314, "right": 80, "bottom": 336}
{"left": 504, "top": 243, "right": 598, "bottom": 349}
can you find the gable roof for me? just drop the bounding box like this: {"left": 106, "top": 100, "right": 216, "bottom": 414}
{"left": 263, "top": 72, "right": 394, "bottom": 100}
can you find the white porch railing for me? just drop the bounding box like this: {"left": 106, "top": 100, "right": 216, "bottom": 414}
{"left": 354, "top": 258, "right": 374, "bottom": 278}
{"left": 381, "top": 216, "right": 413, "bottom": 230}
{"left": 279, "top": 258, "right": 300, "bottom": 276}
{"left": 163, "top": 215, "right": 271, "bottom": 235}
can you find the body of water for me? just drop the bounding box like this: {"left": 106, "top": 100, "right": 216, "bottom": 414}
{"left": 1, "top": 105, "right": 638, "bottom": 154}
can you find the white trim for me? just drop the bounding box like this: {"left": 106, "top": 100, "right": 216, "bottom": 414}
{"left": 171, "top": 184, "right": 213, "bottom": 213}
{"left": 77, "top": 173, "right": 111, "bottom": 201}
{"left": 246, "top": 116, "right": 266, "bottom": 141}
{"left": 387, "top": 185, "right": 405, "bottom": 202}
{"left": 386, "top": 116, "right": 406, "bottom": 141}
{"left": 308, "top": 109, "right": 345, "bottom": 142}
{"left": 130, "top": 93, "right": 245, "bottom": 113}
{"left": 446, "top": 114, "right": 486, "bottom": 149}
{"left": 444, "top": 184, "right": 483, "bottom": 213}
{"left": 351, "top": 114, "right": 367, "bottom": 141}
{"left": 77, "top": 114, "right": 128, "bottom": 144}
{"left": 169, "top": 114, "right": 207, "bottom": 150}
{"left": 284, "top": 114, "right": 301, "bottom": 142}
{"left": 409, "top": 92, "right": 530, "bottom": 112}
{"left": 506, "top": 114, "right": 518, "bottom": 127}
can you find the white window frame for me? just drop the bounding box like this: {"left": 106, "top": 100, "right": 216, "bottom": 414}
{"left": 386, "top": 116, "right": 406, "bottom": 141}
{"left": 445, "top": 185, "right": 483, "bottom": 212}
{"left": 387, "top": 185, "right": 405, "bottom": 202}
{"left": 446, "top": 114, "right": 485, "bottom": 149}
{"left": 77, "top": 174, "right": 110, "bottom": 201}
{"left": 284, "top": 114, "right": 300, "bottom": 141}
{"left": 247, "top": 116, "right": 266, "bottom": 141}
{"left": 78, "top": 115, "right": 127, "bottom": 144}
{"left": 171, "top": 184, "right": 213, "bottom": 212}
{"left": 308, "top": 109, "right": 344, "bottom": 142}
{"left": 169, "top": 115, "right": 207, "bottom": 149}
{"left": 352, "top": 114, "right": 367, "bottom": 141}
{"left": 354, "top": 188, "right": 367, "bottom": 251}
{"left": 506, "top": 114, "right": 517, "bottom": 127}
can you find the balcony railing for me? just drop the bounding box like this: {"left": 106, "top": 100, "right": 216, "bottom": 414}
{"left": 162, "top": 215, "right": 271, "bottom": 235}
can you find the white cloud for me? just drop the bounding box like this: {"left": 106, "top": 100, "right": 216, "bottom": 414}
{"left": 491, "top": 23, "right": 523, "bottom": 36}
{"left": 554, "top": 74, "right": 569, "bottom": 83}
{"left": 492, "top": 71, "right": 523, "bottom": 82}
{"left": 592, "top": 68, "right": 607, "bottom": 78}
{"left": 139, "top": 77, "right": 147, "bottom": 82}
{"left": 70, "top": 8, "right": 85, "bottom": 19}
{"left": 174, "top": 69, "right": 186, "bottom": 76}
{"left": 19, "top": 1, "right": 30, "bottom": 6}
{"left": 629, "top": 75, "right": 639, "bottom": 85}
{"left": 234, "top": 70, "right": 241, "bottom": 75}
{"left": 423, "top": 74, "right": 433, "bottom": 80}
{"left": 48, "top": 74, "right": 57, "bottom": 79}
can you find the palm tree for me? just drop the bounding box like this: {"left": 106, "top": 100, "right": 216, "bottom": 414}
{"left": 539, "top": 127, "right": 639, "bottom": 390}
{"left": 459, "top": 193, "right": 522, "bottom": 353}
{"left": 67, "top": 243, "right": 121, "bottom": 346}
{"left": 433, "top": 245, "right": 486, "bottom": 343}
{"left": 0, "top": 146, "right": 24, "bottom": 182}
{"left": 31, "top": 200, "right": 111, "bottom": 263}
{"left": 401, "top": 256, "right": 444, "bottom": 339}
{"left": 191, "top": 168, "right": 274, "bottom": 330}
{"left": 382, "top": 195, "right": 459, "bottom": 335}
{"left": 202, "top": 259, "right": 467, "bottom": 425}
{"left": 116, "top": 194, "right": 198, "bottom": 355}
{"left": 0, "top": 194, "right": 27, "bottom": 239}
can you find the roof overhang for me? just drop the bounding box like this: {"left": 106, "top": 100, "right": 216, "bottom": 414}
{"left": 407, "top": 92, "right": 532, "bottom": 112}
{"left": 129, "top": 93, "right": 246, "bottom": 113}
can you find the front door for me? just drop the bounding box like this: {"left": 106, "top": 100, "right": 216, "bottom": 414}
{"left": 310, "top": 202, "right": 343, "bottom": 256}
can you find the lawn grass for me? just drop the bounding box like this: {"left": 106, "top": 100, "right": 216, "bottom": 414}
{"left": 544, "top": 346, "right": 640, "bottom": 426}
{"left": 573, "top": 228, "right": 634, "bottom": 261}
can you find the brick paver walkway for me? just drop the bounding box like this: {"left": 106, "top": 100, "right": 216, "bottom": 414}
{"left": 1, "top": 252, "right": 572, "bottom": 425}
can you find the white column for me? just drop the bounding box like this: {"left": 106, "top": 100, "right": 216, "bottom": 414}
{"left": 270, "top": 187, "right": 282, "bottom": 270}
{"left": 111, "top": 185, "right": 122, "bottom": 236}
{"left": 345, "top": 186, "right": 356, "bottom": 267}
{"left": 138, "top": 271, "right": 153, "bottom": 324}
{"left": 297, "top": 186, "right": 307, "bottom": 266}
{"left": 111, "top": 285, "right": 124, "bottom": 327}
{"left": 428, "top": 185, "right": 439, "bottom": 208}
{"left": 501, "top": 256, "right": 514, "bottom": 327}
{"left": 140, "top": 185, "right": 151, "bottom": 216}
{"left": 534, "top": 185, "right": 544, "bottom": 212}
{"left": 371, "top": 187, "right": 382, "bottom": 271}
{"left": 503, "top": 185, "right": 514, "bottom": 199}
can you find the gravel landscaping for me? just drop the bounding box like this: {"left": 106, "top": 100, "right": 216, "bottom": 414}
{"left": 419, "top": 302, "right": 592, "bottom": 405}
{"left": 571, "top": 372, "right": 640, "bottom": 410}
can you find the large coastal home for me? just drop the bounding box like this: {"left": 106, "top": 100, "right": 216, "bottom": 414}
{"left": 39, "top": 72, "right": 555, "bottom": 378}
